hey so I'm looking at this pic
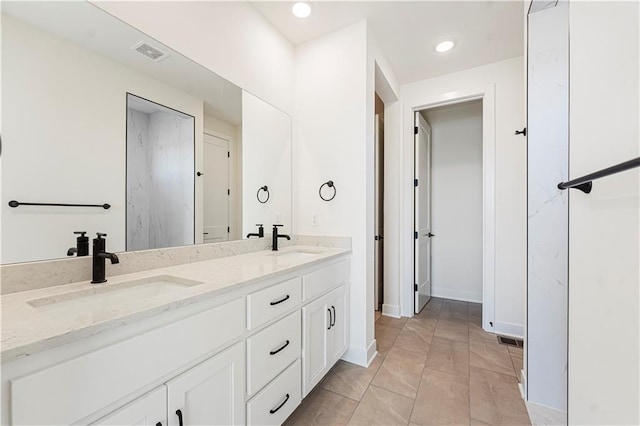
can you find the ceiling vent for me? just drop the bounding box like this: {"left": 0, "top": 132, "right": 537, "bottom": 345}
{"left": 131, "top": 41, "right": 170, "bottom": 62}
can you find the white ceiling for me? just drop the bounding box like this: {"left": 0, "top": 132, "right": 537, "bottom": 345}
{"left": 250, "top": 1, "right": 525, "bottom": 84}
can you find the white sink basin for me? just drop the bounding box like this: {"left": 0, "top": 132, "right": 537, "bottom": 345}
{"left": 28, "top": 275, "right": 202, "bottom": 312}
{"left": 269, "top": 250, "right": 322, "bottom": 262}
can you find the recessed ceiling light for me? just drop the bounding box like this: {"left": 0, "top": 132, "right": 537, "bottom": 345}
{"left": 435, "top": 40, "right": 455, "bottom": 53}
{"left": 292, "top": 2, "right": 312, "bottom": 18}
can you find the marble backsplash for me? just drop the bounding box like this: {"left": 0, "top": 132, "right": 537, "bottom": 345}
{"left": 0, "top": 235, "right": 351, "bottom": 295}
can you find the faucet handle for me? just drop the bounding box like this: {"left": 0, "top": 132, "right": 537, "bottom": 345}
{"left": 74, "top": 231, "right": 87, "bottom": 237}
{"left": 273, "top": 224, "right": 284, "bottom": 227}
{"left": 256, "top": 224, "right": 263, "bottom": 227}
{"left": 96, "top": 232, "right": 107, "bottom": 239}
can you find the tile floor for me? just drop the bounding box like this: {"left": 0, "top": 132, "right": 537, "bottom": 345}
{"left": 285, "top": 298, "right": 530, "bottom": 426}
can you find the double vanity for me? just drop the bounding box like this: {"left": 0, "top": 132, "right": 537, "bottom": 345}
{"left": 1, "top": 243, "right": 351, "bottom": 425}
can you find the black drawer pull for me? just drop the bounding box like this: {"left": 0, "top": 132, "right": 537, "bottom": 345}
{"left": 331, "top": 305, "right": 336, "bottom": 327}
{"left": 176, "top": 409, "right": 183, "bottom": 426}
{"left": 327, "top": 308, "right": 332, "bottom": 330}
{"left": 270, "top": 294, "right": 290, "bottom": 306}
{"left": 270, "top": 340, "right": 290, "bottom": 355}
{"left": 269, "top": 393, "right": 290, "bottom": 414}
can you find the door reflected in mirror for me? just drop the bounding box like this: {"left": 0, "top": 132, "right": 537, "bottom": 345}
{"left": 1, "top": 1, "right": 292, "bottom": 264}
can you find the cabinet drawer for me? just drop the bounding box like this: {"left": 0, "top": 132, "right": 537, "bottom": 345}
{"left": 247, "top": 310, "right": 301, "bottom": 395}
{"left": 303, "top": 260, "right": 349, "bottom": 301}
{"left": 10, "top": 298, "right": 244, "bottom": 426}
{"left": 247, "top": 359, "right": 301, "bottom": 426}
{"left": 247, "top": 277, "right": 301, "bottom": 330}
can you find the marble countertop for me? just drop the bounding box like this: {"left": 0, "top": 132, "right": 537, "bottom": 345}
{"left": 1, "top": 246, "right": 350, "bottom": 363}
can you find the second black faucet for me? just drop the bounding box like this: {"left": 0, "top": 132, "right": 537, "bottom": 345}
{"left": 272, "top": 224, "right": 290, "bottom": 251}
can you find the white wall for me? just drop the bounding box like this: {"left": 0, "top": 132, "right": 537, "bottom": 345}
{"left": 568, "top": 1, "right": 639, "bottom": 424}
{"left": 526, "top": 1, "right": 568, "bottom": 413}
{"left": 242, "top": 91, "right": 292, "bottom": 238}
{"left": 396, "top": 57, "right": 526, "bottom": 336}
{"left": 294, "top": 21, "right": 371, "bottom": 365}
{"left": 93, "top": 1, "right": 294, "bottom": 115}
{"left": 424, "top": 101, "right": 483, "bottom": 303}
{"left": 1, "top": 15, "right": 203, "bottom": 264}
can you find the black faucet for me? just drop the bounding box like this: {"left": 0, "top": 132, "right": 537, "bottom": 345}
{"left": 271, "top": 224, "right": 290, "bottom": 251}
{"left": 67, "top": 231, "right": 89, "bottom": 257}
{"left": 247, "top": 224, "right": 264, "bottom": 239}
{"left": 91, "top": 233, "right": 119, "bottom": 284}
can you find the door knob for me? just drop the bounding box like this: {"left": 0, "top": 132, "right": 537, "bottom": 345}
{"left": 427, "top": 232, "right": 435, "bottom": 237}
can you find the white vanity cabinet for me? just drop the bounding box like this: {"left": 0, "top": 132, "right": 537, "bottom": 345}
{"left": 94, "top": 334, "right": 245, "bottom": 426}
{"left": 301, "top": 261, "right": 349, "bottom": 397}
{"left": 3, "top": 252, "right": 350, "bottom": 426}
{"left": 166, "top": 342, "right": 245, "bottom": 426}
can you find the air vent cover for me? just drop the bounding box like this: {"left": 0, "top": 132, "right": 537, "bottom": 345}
{"left": 131, "top": 41, "right": 170, "bottom": 62}
{"left": 497, "top": 336, "right": 524, "bottom": 347}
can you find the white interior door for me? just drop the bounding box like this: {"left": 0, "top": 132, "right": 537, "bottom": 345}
{"left": 374, "top": 114, "right": 384, "bottom": 311}
{"left": 414, "top": 112, "right": 432, "bottom": 313}
{"left": 203, "top": 133, "right": 229, "bottom": 243}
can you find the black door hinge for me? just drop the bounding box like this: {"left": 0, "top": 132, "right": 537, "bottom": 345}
{"left": 227, "top": 226, "right": 230, "bottom": 233}
{"left": 414, "top": 126, "right": 418, "bottom": 135}
{"left": 227, "top": 151, "right": 230, "bottom": 158}
{"left": 414, "top": 231, "right": 418, "bottom": 239}
{"left": 227, "top": 189, "right": 230, "bottom": 196}
{"left": 414, "top": 283, "right": 418, "bottom": 291}
{"left": 414, "top": 179, "right": 418, "bottom": 187}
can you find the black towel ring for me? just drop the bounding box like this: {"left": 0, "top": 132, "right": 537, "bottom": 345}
{"left": 257, "top": 185, "right": 270, "bottom": 203}
{"left": 319, "top": 180, "right": 336, "bottom": 201}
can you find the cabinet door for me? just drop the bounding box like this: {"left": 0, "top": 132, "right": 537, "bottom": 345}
{"left": 94, "top": 387, "right": 166, "bottom": 426}
{"left": 302, "top": 295, "right": 330, "bottom": 397}
{"left": 166, "top": 342, "right": 245, "bottom": 426}
{"left": 327, "top": 286, "right": 348, "bottom": 365}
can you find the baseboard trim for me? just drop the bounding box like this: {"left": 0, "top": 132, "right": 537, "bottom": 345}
{"left": 431, "top": 286, "right": 482, "bottom": 303}
{"left": 381, "top": 304, "right": 401, "bottom": 318}
{"left": 365, "top": 340, "right": 378, "bottom": 366}
{"left": 341, "top": 344, "right": 369, "bottom": 367}
{"left": 525, "top": 401, "right": 567, "bottom": 426}
{"left": 519, "top": 370, "right": 527, "bottom": 399}
{"left": 493, "top": 321, "right": 524, "bottom": 338}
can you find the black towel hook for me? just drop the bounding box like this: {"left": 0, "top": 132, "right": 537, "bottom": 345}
{"left": 257, "top": 185, "right": 270, "bottom": 203}
{"left": 319, "top": 180, "right": 336, "bottom": 201}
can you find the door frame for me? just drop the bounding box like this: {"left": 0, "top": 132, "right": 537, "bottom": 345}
{"left": 402, "top": 84, "right": 496, "bottom": 333}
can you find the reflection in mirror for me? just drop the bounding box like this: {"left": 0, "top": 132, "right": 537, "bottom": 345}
{"left": 1, "top": 1, "right": 291, "bottom": 264}
{"left": 126, "top": 94, "right": 195, "bottom": 251}
{"left": 242, "top": 92, "right": 293, "bottom": 239}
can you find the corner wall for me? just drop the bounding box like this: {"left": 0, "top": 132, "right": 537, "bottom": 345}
{"left": 568, "top": 1, "right": 639, "bottom": 423}
{"left": 293, "top": 21, "right": 370, "bottom": 365}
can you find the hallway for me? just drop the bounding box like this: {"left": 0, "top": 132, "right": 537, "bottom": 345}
{"left": 286, "top": 298, "right": 529, "bottom": 425}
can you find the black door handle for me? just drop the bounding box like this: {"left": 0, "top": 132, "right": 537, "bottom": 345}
{"left": 270, "top": 340, "right": 290, "bottom": 355}
{"left": 156, "top": 423, "right": 162, "bottom": 426}
{"left": 175, "top": 409, "right": 183, "bottom": 426}
{"left": 427, "top": 232, "right": 435, "bottom": 237}
{"left": 327, "top": 308, "right": 332, "bottom": 330}
{"left": 331, "top": 306, "right": 336, "bottom": 327}
{"left": 269, "top": 394, "right": 290, "bottom": 414}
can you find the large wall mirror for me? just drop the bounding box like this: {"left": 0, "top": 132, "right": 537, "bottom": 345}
{"left": 1, "top": 1, "right": 292, "bottom": 264}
